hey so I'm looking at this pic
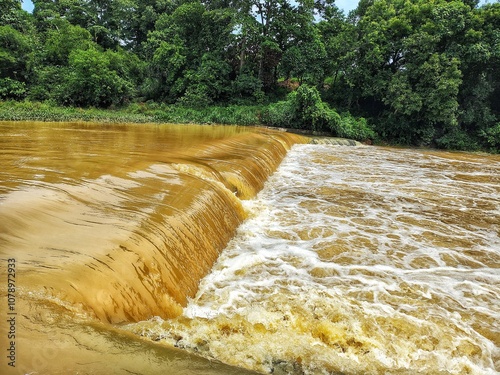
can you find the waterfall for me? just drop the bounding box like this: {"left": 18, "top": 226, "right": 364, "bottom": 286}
{"left": 0, "top": 122, "right": 305, "bottom": 323}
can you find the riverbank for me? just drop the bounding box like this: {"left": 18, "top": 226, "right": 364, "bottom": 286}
{"left": 0, "top": 100, "right": 263, "bottom": 126}
{"left": 1, "top": 100, "right": 497, "bottom": 153}
{"left": 0, "top": 99, "right": 375, "bottom": 142}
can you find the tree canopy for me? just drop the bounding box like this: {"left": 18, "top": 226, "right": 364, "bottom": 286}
{"left": 1, "top": 0, "right": 499, "bottom": 151}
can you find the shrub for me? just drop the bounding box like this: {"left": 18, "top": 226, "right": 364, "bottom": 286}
{"left": 261, "top": 100, "right": 296, "bottom": 128}
{"left": 293, "top": 84, "right": 336, "bottom": 132}
{"left": 479, "top": 123, "right": 500, "bottom": 153}
{"left": 231, "top": 73, "right": 265, "bottom": 104}
{"left": 262, "top": 84, "right": 339, "bottom": 132}
{"left": 262, "top": 84, "right": 377, "bottom": 141}
{"left": 435, "top": 126, "right": 480, "bottom": 151}
{"left": 332, "top": 113, "right": 376, "bottom": 141}
{"left": 0, "top": 78, "right": 26, "bottom": 99}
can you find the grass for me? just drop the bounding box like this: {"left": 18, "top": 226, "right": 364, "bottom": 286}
{"left": 0, "top": 100, "right": 265, "bottom": 126}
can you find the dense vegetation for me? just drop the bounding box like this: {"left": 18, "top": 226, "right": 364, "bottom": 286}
{"left": 1, "top": 0, "right": 499, "bottom": 151}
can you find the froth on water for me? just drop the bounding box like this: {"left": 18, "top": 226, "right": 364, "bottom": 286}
{"left": 129, "top": 145, "right": 500, "bottom": 375}
{"left": 0, "top": 121, "right": 303, "bottom": 374}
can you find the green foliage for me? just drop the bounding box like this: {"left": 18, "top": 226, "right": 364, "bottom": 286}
{"left": 0, "top": 100, "right": 263, "bottom": 126}
{"left": 0, "top": 78, "right": 26, "bottom": 99}
{"left": 60, "top": 48, "right": 135, "bottom": 107}
{"left": 262, "top": 100, "right": 297, "bottom": 128}
{"left": 231, "top": 73, "right": 265, "bottom": 104}
{"left": 333, "top": 114, "right": 376, "bottom": 142}
{"left": 44, "top": 23, "right": 93, "bottom": 65}
{"left": 342, "top": 0, "right": 467, "bottom": 145}
{"left": 0, "top": 0, "right": 497, "bottom": 152}
{"left": 292, "top": 84, "right": 337, "bottom": 132}
{"left": 157, "top": 105, "right": 263, "bottom": 126}
{"left": 144, "top": 2, "right": 236, "bottom": 103}
{"left": 435, "top": 126, "right": 480, "bottom": 151}
{"left": 177, "top": 53, "right": 232, "bottom": 106}
{"left": 479, "top": 123, "right": 500, "bottom": 152}
{"left": 0, "top": 25, "right": 33, "bottom": 99}
{"left": 0, "top": 25, "right": 32, "bottom": 79}
{"left": 279, "top": 25, "right": 327, "bottom": 85}
{"left": 29, "top": 66, "right": 63, "bottom": 102}
{"left": 149, "top": 40, "right": 187, "bottom": 100}
{"left": 316, "top": 0, "right": 500, "bottom": 151}
{"left": 0, "top": 100, "right": 153, "bottom": 123}
{"left": 262, "top": 84, "right": 337, "bottom": 133}
{"left": 0, "top": 0, "right": 21, "bottom": 17}
{"left": 262, "top": 84, "right": 375, "bottom": 141}
{"left": 1, "top": 0, "right": 32, "bottom": 31}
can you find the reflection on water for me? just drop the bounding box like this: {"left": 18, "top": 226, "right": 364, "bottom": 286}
{"left": 0, "top": 121, "right": 302, "bottom": 374}
{"left": 128, "top": 145, "right": 500, "bottom": 375}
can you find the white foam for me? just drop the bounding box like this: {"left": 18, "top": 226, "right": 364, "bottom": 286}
{"left": 136, "top": 144, "right": 500, "bottom": 374}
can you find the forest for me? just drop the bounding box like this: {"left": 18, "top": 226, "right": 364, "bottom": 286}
{"left": 1, "top": 0, "right": 499, "bottom": 152}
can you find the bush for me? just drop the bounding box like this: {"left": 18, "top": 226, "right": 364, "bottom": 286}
{"left": 293, "top": 84, "right": 337, "bottom": 132}
{"left": 262, "top": 84, "right": 340, "bottom": 132}
{"left": 479, "top": 122, "right": 500, "bottom": 153}
{"left": 29, "top": 66, "right": 71, "bottom": 102}
{"left": 332, "top": 113, "right": 376, "bottom": 141}
{"left": 63, "top": 48, "right": 134, "bottom": 107}
{"left": 0, "top": 78, "right": 26, "bottom": 99}
{"left": 0, "top": 100, "right": 154, "bottom": 123}
{"left": 151, "top": 104, "right": 262, "bottom": 125}
{"left": 261, "top": 100, "right": 296, "bottom": 128}
{"left": 435, "top": 126, "right": 480, "bottom": 151}
{"left": 261, "top": 84, "right": 376, "bottom": 141}
{"left": 231, "top": 73, "right": 265, "bottom": 104}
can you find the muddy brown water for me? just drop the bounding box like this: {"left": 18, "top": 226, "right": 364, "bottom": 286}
{"left": 1, "top": 121, "right": 498, "bottom": 374}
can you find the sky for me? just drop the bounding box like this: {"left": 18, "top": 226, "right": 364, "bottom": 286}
{"left": 20, "top": 0, "right": 497, "bottom": 16}
{"left": 22, "top": 0, "right": 33, "bottom": 13}
{"left": 20, "top": 0, "right": 360, "bottom": 14}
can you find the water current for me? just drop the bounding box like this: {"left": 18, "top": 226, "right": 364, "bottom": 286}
{"left": 0, "top": 121, "right": 301, "bottom": 374}
{"left": 1, "top": 121, "right": 498, "bottom": 374}
{"left": 129, "top": 144, "right": 500, "bottom": 375}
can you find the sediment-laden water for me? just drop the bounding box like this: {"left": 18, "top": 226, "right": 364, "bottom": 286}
{"left": 128, "top": 144, "right": 500, "bottom": 375}
{"left": 0, "top": 121, "right": 301, "bottom": 374}
{"left": 1, "top": 121, "right": 498, "bottom": 374}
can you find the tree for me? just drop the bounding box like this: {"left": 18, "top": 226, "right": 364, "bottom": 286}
{"left": 280, "top": 22, "right": 326, "bottom": 85}
{"left": 0, "top": 25, "right": 33, "bottom": 99}
{"left": 331, "top": 0, "right": 472, "bottom": 145}
{"left": 145, "top": 1, "right": 235, "bottom": 103}
{"left": 59, "top": 48, "right": 135, "bottom": 107}
{"left": 451, "top": 3, "right": 500, "bottom": 151}
{"left": 84, "top": 0, "right": 137, "bottom": 49}
{"left": 33, "top": 0, "right": 143, "bottom": 49}
{"left": 33, "top": 0, "right": 91, "bottom": 31}
{"left": 0, "top": 0, "right": 32, "bottom": 31}
{"left": 44, "top": 22, "right": 93, "bottom": 65}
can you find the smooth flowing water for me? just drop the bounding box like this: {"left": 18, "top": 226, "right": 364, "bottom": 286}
{"left": 128, "top": 144, "right": 500, "bottom": 375}
{"left": 1, "top": 121, "right": 498, "bottom": 375}
{"left": 0, "top": 121, "right": 302, "bottom": 374}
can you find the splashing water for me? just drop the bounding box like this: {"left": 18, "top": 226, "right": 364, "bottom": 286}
{"left": 128, "top": 144, "right": 500, "bottom": 375}
{"left": 0, "top": 121, "right": 303, "bottom": 374}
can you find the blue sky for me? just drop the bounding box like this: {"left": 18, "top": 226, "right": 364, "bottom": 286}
{"left": 336, "top": 0, "right": 360, "bottom": 14}
{"left": 19, "top": 0, "right": 358, "bottom": 14}
{"left": 21, "top": 0, "right": 34, "bottom": 12}
{"left": 20, "top": 0, "right": 496, "bottom": 16}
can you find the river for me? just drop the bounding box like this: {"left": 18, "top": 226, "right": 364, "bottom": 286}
{"left": 0, "top": 122, "right": 498, "bottom": 374}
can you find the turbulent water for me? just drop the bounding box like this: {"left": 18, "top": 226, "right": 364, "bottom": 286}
{"left": 128, "top": 144, "right": 500, "bottom": 375}
{"left": 0, "top": 121, "right": 301, "bottom": 374}
{"left": 1, "top": 121, "right": 499, "bottom": 374}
